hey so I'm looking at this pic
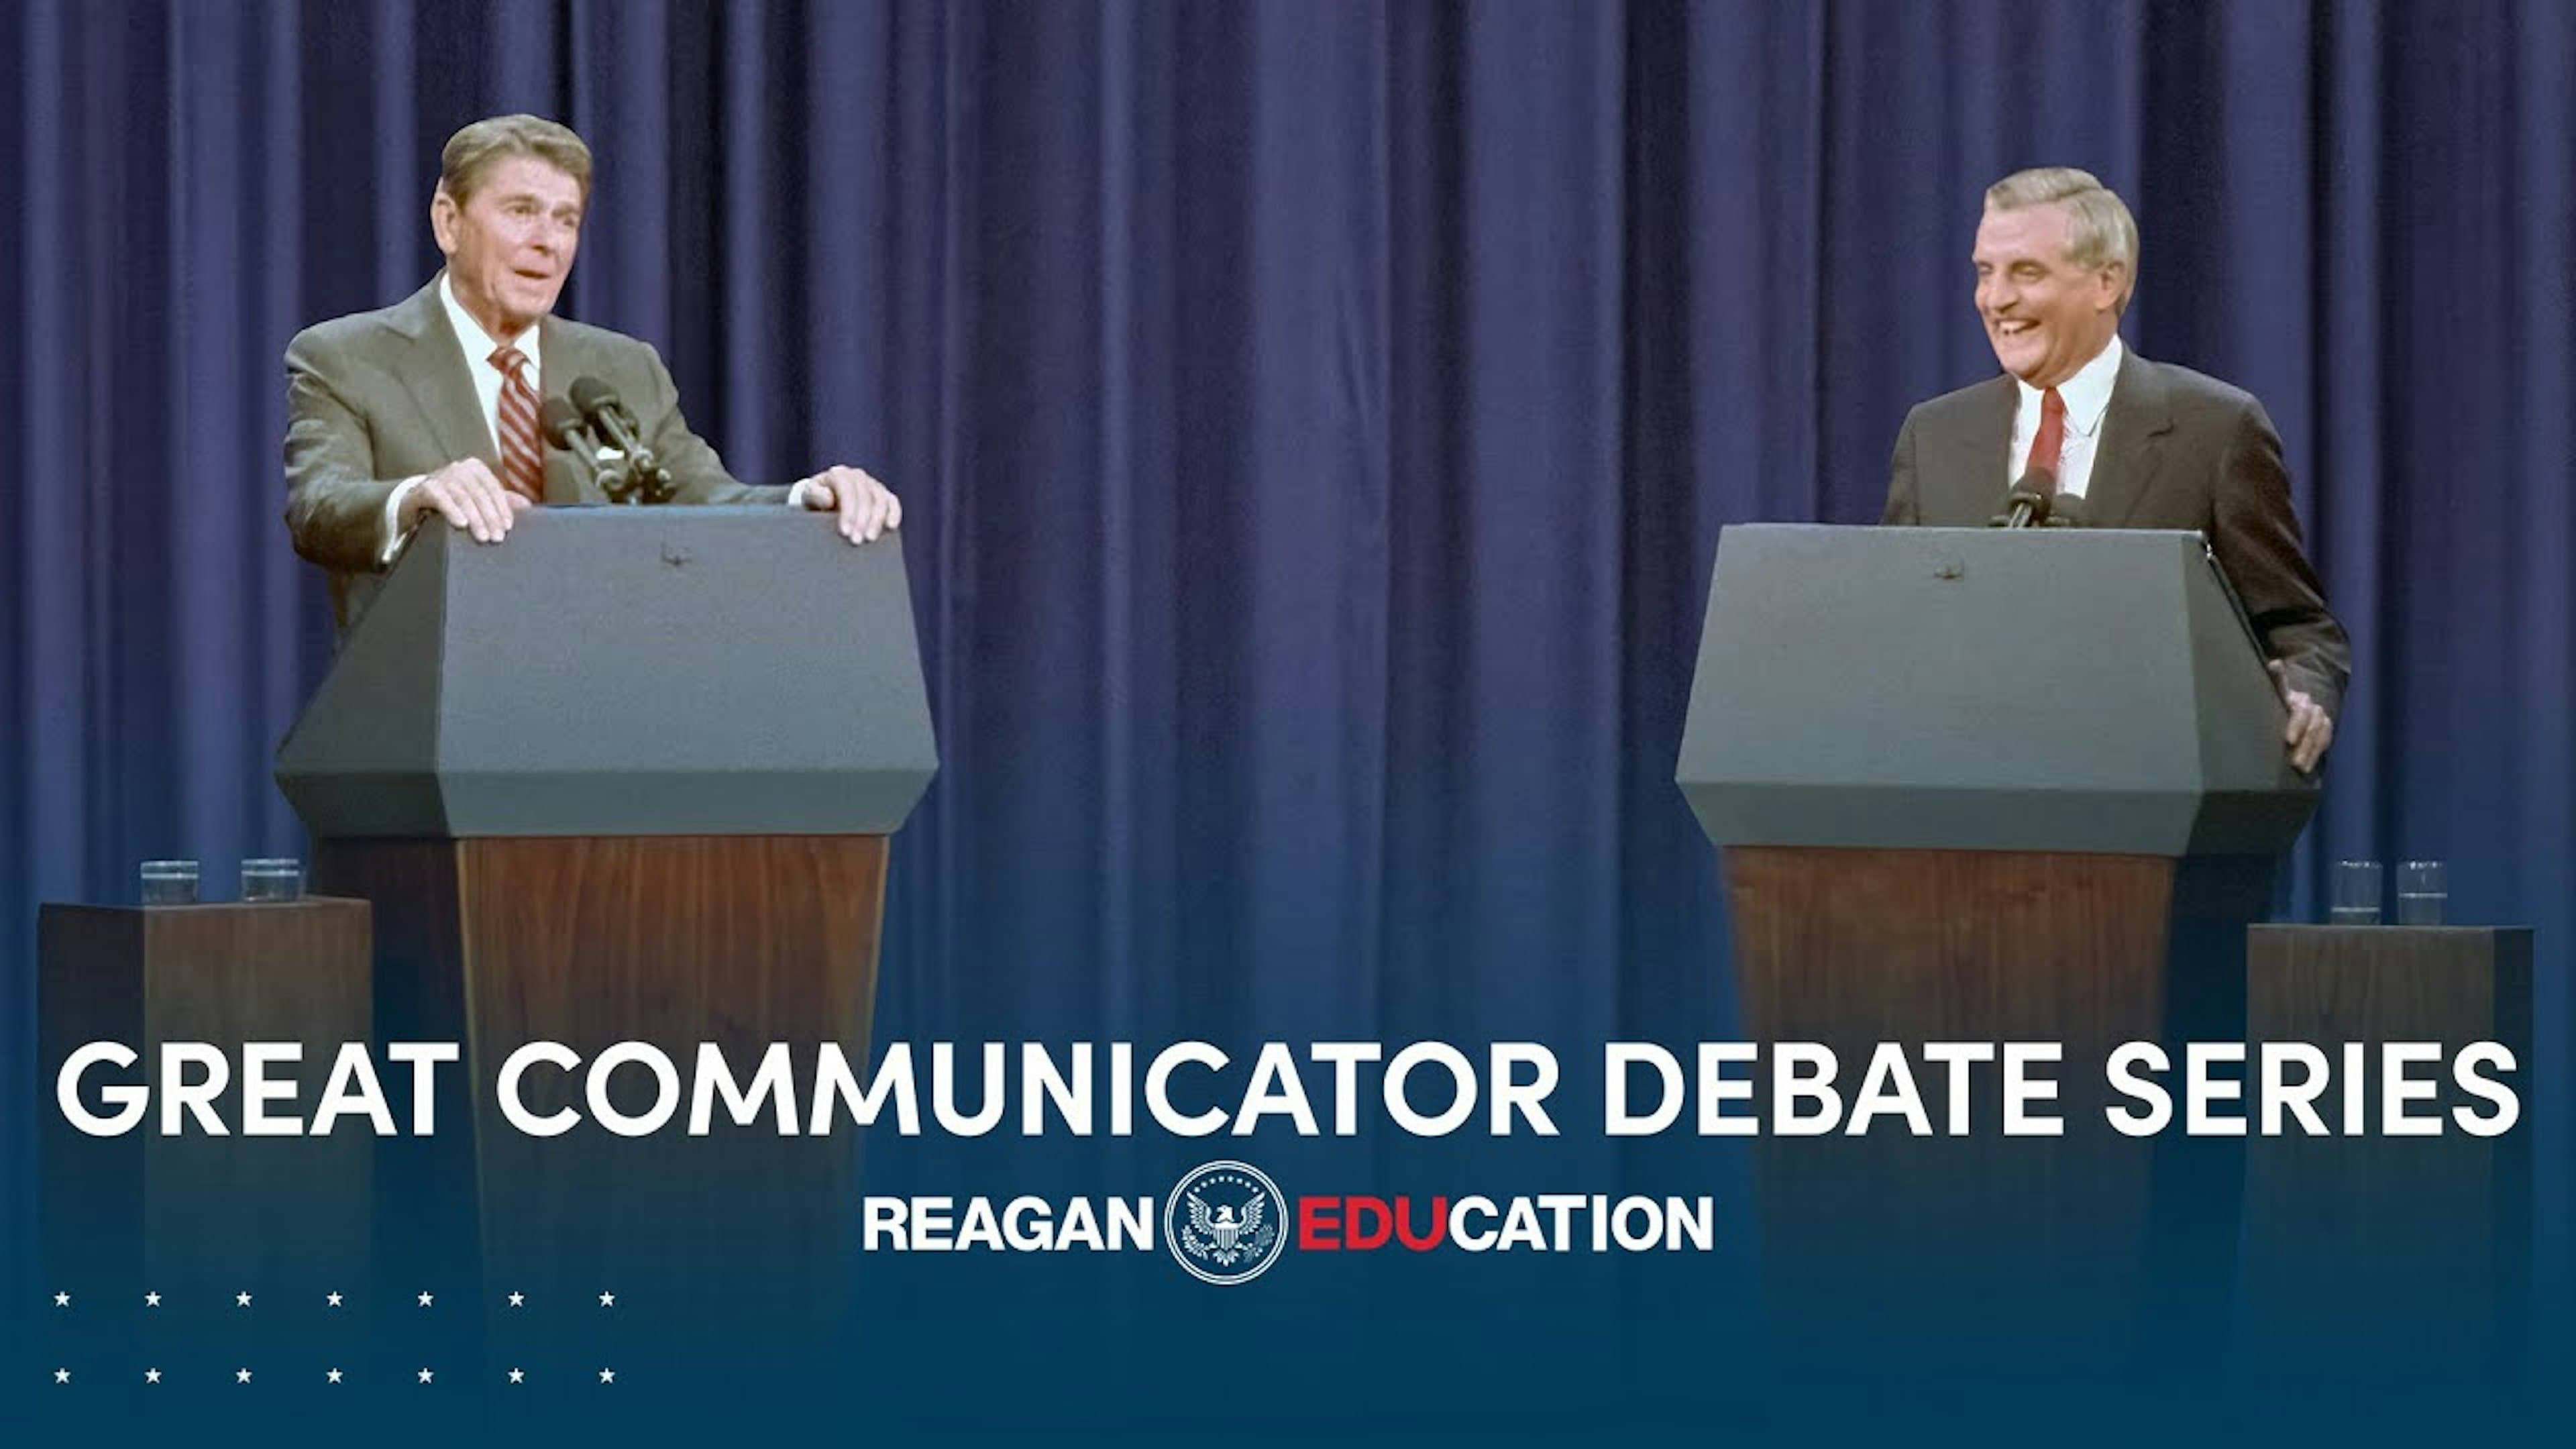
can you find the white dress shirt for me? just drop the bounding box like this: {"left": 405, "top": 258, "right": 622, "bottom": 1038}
{"left": 438, "top": 272, "right": 543, "bottom": 456}
{"left": 2006, "top": 333, "right": 2123, "bottom": 497}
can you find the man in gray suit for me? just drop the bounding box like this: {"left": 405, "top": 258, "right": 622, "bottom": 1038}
{"left": 284, "top": 114, "right": 899, "bottom": 626}
{"left": 1882, "top": 168, "right": 2349, "bottom": 773}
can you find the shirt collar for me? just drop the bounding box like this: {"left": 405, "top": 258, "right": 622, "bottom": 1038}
{"left": 437, "top": 271, "right": 543, "bottom": 374}
{"left": 2015, "top": 332, "right": 2123, "bottom": 437}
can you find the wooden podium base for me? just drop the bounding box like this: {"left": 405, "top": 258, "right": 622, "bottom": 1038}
{"left": 313, "top": 837, "right": 887, "bottom": 1336}
{"left": 1723, "top": 846, "right": 2272, "bottom": 1364}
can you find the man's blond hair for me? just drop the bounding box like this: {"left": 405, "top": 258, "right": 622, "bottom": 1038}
{"left": 1986, "top": 166, "right": 2137, "bottom": 309}
{"left": 437, "top": 114, "right": 593, "bottom": 205}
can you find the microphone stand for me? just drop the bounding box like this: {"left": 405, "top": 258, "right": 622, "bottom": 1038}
{"left": 570, "top": 379, "right": 678, "bottom": 505}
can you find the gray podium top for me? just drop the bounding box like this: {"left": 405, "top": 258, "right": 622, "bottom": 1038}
{"left": 1676, "top": 524, "right": 2317, "bottom": 856}
{"left": 276, "top": 507, "right": 938, "bottom": 838}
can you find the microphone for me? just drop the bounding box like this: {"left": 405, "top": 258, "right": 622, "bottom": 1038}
{"left": 568, "top": 377, "right": 674, "bottom": 504}
{"left": 539, "top": 396, "right": 590, "bottom": 451}
{"left": 1993, "top": 473, "right": 2056, "bottom": 529}
{"left": 542, "top": 394, "right": 638, "bottom": 501}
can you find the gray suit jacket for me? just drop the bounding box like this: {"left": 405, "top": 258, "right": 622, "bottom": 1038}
{"left": 1882, "top": 347, "right": 2352, "bottom": 720}
{"left": 284, "top": 275, "right": 787, "bottom": 625}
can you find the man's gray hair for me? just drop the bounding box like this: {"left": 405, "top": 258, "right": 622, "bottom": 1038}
{"left": 1986, "top": 166, "right": 2138, "bottom": 309}
{"left": 438, "top": 114, "right": 594, "bottom": 206}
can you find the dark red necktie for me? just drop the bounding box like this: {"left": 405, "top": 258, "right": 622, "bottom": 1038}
{"left": 492, "top": 345, "right": 545, "bottom": 503}
{"left": 2025, "top": 385, "right": 2066, "bottom": 484}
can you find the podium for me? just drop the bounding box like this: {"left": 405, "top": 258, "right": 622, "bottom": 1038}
{"left": 1676, "top": 524, "right": 2317, "bottom": 1378}
{"left": 274, "top": 508, "right": 936, "bottom": 1361}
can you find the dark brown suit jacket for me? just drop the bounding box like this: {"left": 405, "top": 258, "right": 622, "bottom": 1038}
{"left": 1882, "top": 347, "right": 2351, "bottom": 719}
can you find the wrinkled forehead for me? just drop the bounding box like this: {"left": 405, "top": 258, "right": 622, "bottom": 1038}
{"left": 1972, "top": 202, "right": 2075, "bottom": 264}
{"left": 450, "top": 153, "right": 587, "bottom": 211}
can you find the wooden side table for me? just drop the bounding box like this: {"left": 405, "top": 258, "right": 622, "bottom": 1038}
{"left": 2241, "top": 924, "right": 2534, "bottom": 1377}
{"left": 37, "top": 898, "right": 374, "bottom": 1295}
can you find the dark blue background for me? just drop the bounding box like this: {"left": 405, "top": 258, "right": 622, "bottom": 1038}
{"left": 4, "top": 1, "right": 2571, "bottom": 1440}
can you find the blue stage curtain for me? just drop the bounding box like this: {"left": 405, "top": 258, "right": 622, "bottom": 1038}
{"left": 3, "top": 0, "right": 2571, "bottom": 1320}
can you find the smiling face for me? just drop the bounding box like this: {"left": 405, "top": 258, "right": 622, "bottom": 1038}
{"left": 1972, "top": 201, "right": 2125, "bottom": 389}
{"left": 431, "top": 154, "right": 585, "bottom": 344}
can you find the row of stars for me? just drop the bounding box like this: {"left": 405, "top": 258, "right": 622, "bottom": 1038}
{"left": 52, "top": 1291, "right": 617, "bottom": 1308}
{"left": 50, "top": 1367, "right": 617, "bottom": 1385}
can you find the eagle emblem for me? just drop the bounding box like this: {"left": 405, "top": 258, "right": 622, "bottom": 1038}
{"left": 1186, "top": 1189, "right": 1270, "bottom": 1261}
{"left": 1165, "top": 1161, "right": 1288, "bottom": 1285}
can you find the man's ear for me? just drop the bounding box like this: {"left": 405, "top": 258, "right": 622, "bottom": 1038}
{"left": 2098, "top": 261, "right": 2129, "bottom": 314}
{"left": 429, "top": 187, "right": 459, "bottom": 256}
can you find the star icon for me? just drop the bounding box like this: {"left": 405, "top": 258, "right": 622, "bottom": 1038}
{"left": 598, "top": 1368, "right": 616, "bottom": 1385}
{"left": 325, "top": 1291, "right": 344, "bottom": 1307}
{"left": 145, "top": 1368, "right": 161, "bottom": 1385}
{"left": 54, "top": 1368, "right": 70, "bottom": 1384}
{"left": 326, "top": 1368, "right": 343, "bottom": 1385}
{"left": 235, "top": 1291, "right": 253, "bottom": 1307}
{"left": 598, "top": 1291, "right": 616, "bottom": 1307}
{"left": 507, "top": 1291, "right": 526, "bottom": 1307}
{"left": 144, "top": 1291, "right": 161, "bottom": 1307}
{"left": 52, "top": 1292, "right": 68, "bottom": 1307}
{"left": 417, "top": 1368, "right": 434, "bottom": 1385}
{"left": 417, "top": 1291, "right": 435, "bottom": 1307}
{"left": 508, "top": 1368, "right": 526, "bottom": 1385}
{"left": 236, "top": 1368, "right": 253, "bottom": 1384}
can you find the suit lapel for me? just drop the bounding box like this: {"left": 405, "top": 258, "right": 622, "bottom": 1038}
{"left": 389, "top": 276, "right": 498, "bottom": 469}
{"left": 2086, "top": 346, "right": 2171, "bottom": 527}
{"left": 1947, "top": 376, "right": 2017, "bottom": 521}
{"left": 537, "top": 319, "right": 614, "bottom": 503}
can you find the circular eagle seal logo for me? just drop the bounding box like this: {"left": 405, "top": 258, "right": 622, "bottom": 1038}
{"left": 1165, "top": 1160, "right": 1287, "bottom": 1286}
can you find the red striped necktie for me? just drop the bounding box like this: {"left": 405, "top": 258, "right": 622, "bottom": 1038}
{"left": 2025, "top": 384, "right": 2066, "bottom": 484}
{"left": 492, "top": 344, "right": 545, "bottom": 503}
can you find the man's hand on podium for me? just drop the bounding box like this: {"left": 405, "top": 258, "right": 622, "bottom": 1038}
{"left": 2269, "top": 660, "right": 2334, "bottom": 774}
{"left": 796, "top": 464, "right": 902, "bottom": 544}
{"left": 401, "top": 458, "right": 531, "bottom": 544}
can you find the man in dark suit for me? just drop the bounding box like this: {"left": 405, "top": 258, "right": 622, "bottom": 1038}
{"left": 1882, "top": 167, "right": 2348, "bottom": 773}
{"left": 284, "top": 114, "right": 899, "bottom": 627}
